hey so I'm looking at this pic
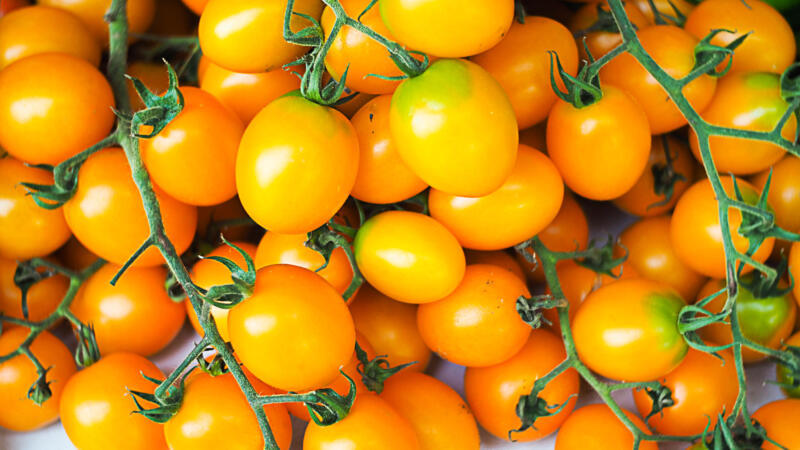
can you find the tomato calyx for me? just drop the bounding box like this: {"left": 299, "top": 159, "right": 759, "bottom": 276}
{"left": 774, "top": 343, "right": 800, "bottom": 393}
{"left": 194, "top": 239, "right": 256, "bottom": 309}
{"left": 26, "top": 365, "right": 53, "bottom": 406}
{"left": 738, "top": 257, "right": 793, "bottom": 300}
{"left": 130, "top": 372, "right": 186, "bottom": 424}
{"left": 196, "top": 349, "right": 229, "bottom": 377}
{"left": 298, "top": 370, "right": 357, "bottom": 426}
{"left": 306, "top": 223, "right": 363, "bottom": 300}
{"left": 516, "top": 295, "right": 565, "bottom": 329}
{"left": 576, "top": 236, "right": 629, "bottom": 278}
{"left": 548, "top": 51, "right": 603, "bottom": 108}
{"left": 73, "top": 323, "right": 101, "bottom": 368}
{"left": 125, "top": 61, "right": 184, "bottom": 138}
{"left": 637, "top": 383, "right": 675, "bottom": 420}
{"left": 13, "top": 260, "right": 57, "bottom": 320}
{"left": 692, "top": 29, "right": 748, "bottom": 79}
{"left": 355, "top": 342, "right": 415, "bottom": 394}
{"left": 694, "top": 418, "right": 767, "bottom": 450}
{"left": 510, "top": 359, "right": 576, "bottom": 441}
{"left": 649, "top": 135, "right": 688, "bottom": 210}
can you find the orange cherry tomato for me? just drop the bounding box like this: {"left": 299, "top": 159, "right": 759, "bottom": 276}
{"left": 0, "top": 53, "right": 115, "bottom": 166}
{"left": 689, "top": 72, "right": 794, "bottom": 175}
{"left": 39, "top": 0, "right": 154, "bottom": 43}
{"left": 632, "top": 0, "right": 694, "bottom": 22}
{"left": 569, "top": 0, "right": 652, "bottom": 59}
{"left": 228, "top": 265, "right": 355, "bottom": 391}
{"left": 0, "top": 258, "right": 69, "bottom": 322}
{"left": 684, "top": 0, "right": 795, "bottom": 74}
{"left": 200, "top": 62, "right": 301, "bottom": 124}
{"left": 464, "top": 250, "right": 525, "bottom": 281}
{"left": 633, "top": 348, "right": 738, "bottom": 436}
{"left": 0, "top": 158, "right": 72, "bottom": 260}
{"left": 600, "top": 25, "right": 716, "bottom": 134}
{"left": 126, "top": 61, "right": 169, "bottom": 112}
{"left": 348, "top": 284, "right": 431, "bottom": 372}
{"left": 464, "top": 329, "right": 579, "bottom": 441}
{"left": 417, "top": 264, "right": 531, "bottom": 367}
{"left": 473, "top": 16, "right": 578, "bottom": 129}
{"left": 60, "top": 353, "right": 168, "bottom": 450}
{"left": 236, "top": 94, "right": 358, "bottom": 234}
{"left": 382, "top": 371, "right": 480, "bottom": 450}
{"left": 303, "top": 393, "right": 420, "bottom": 449}
{"left": 350, "top": 95, "right": 428, "bottom": 204}
{"left": 613, "top": 135, "right": 697, "bottom": 217}
{"left": 198, "top": 0, "right": 322, "bottom": 73}
{"left": 555, "top": 404, "right": 658, "bottom": 450}
{"left": 180, "top": 0, "right": 207, "bottom": 15}
{"left": 791, "top": 241, "right": 800, "bottom": 305}
{"left": 0, "top": 327, "right": 77, "bottom": 431}
{"left": 670, "top": 177, "right": 774, "bottom": 279}
{"left": 0, "top": 5, "right": 101, "bottom": 69}
{"left": 430, "top": 145, "right": 564, "bottom": 251}
{"left": 751, "top": 156, "right": 800, "bottom": 238}
{"left": 752, "top": 399, "right": 800, "bottom": 450}
{"left": 63, "top": 148, "right": 197, "bottom": 267}
{"left": 390, "top": 58, "right": 519, "bottom": 197}
{"left": 72, "top": 263, "right": 185, "bottom": 356}
{"left": 572, "top": 278, "right": 688, "bottom": 381}
{"left": 547, "top": 86, "right": 651, "bottom": 200}
{"left": 353, "top": 210, "right": 465, "bottom": 304}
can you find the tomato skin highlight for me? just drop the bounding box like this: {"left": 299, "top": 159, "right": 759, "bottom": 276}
{"left": 39, "top": 0, "right": 155, "bottom": 43}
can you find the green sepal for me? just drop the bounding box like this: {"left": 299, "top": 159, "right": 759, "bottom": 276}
{"left": 357, "top": 0, "right": 378, "bottom": 21}
{"left": 127, "top": 61, "right": 184, "bottom": 139}
{"left": 306, "top": 223, "right": 363, "bottom": 301}
{"left": 13, "top": 261, "right": 55, "bottom": 320}
{"left": 164, "top": 271, "right": 185, "bottom": 303}
{"left": 691, "top": 29, "right": 748, "bottom": 79}
{"left": 773, "top": 343, "right": 800, "bottom": 391}
{"left": 548, "top": 51, "right": 603, "bottom": 108}
{"left": 648, "top": 135, "right": 688, "bottom": 211}
{"left": 575, "top": 236, "right": 628, "bottom": 279}
{"left": 196, "top": 347, "right": 228, "bottom": 377}
{"left": 355, "top": 342, "right": 415, "bottom": 394}
{"left": 303, "top": 370, "right": 356, "bottom": 426}
{"left": 27, "top": 366, "right": 53, "bottom": 406}
{"left": 696, "top": 417, "right": 767, "bottom": 450}
{"left": 510, "top": 390, "right": 577, "bottom": 441}
{"left": 197, "top": 238, "right": 256, "bottom": 309}
{"left": 639, "top": 384, "right": 675, "bottom": 420}
{"left": 73, "top": 323, "right": 101, "bottom": 368}
{"left": 779, "top": 62, "right": 800, "bottom": 143}
{"left": 738, "top": 256, "right": 793, "bottom": 300}
{"left": 130, "top": 373, "right": 185, "bottom": 424}
{"left": 515, "top": 295, "right": 564, "bottom": 329}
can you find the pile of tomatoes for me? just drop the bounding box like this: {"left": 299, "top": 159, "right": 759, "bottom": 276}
{"left": 1, "top": 0, "right": 800, "bottom": 448}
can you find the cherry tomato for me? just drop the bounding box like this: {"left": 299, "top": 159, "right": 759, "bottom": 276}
{"left": 569, "top": 1, "right": 652, "bottom": 59}
{"left": 126, "top": 61, "right": 169, "bottom": 112}
{"left": 632, "top": 0, "right": 694, "bottom": 23}
{"left": 613, "top": 135, "right": 697, "bottom": 217}
{"left": 200, "top": 62, "right": 301, "bottom": 125}
{"left": 684, "top": 0, "right": 794, "bottom": 74}
{"left": 792, "top": 241, "right": 800, "bottom": 307}
{"left": 573, "top": 278, "right": 688, "bottom": 381}
{"left": 348, "top": 284, "right": 431, "bottom": 372}
{"left": 465, "top": 329, "right": 579, "bottom": 441}
{"left": 382, "top": 371, "right": 480, "bottom": 449}
{"left": 473, "top": 16, "right": 578, "bottom": 129}
{"left": 695, "top": 277, "right": 796, "bottom": 363}
{"left": 164, "top": 371, "right": 292, "bottom": 450}
{"left": 379, "top": 0, "right": 513, "bottom": 58}
{"left": 236, "top": 94, "right": 358, "bottom": 234}
{"left": 0, "top": 5, "right": 100, "bottom": 69}
{"left": 228, "top": 264, "right": 355, "bottom": 391}
{"left": 752, "top": 399, "right": 800, "bottom": 450}
{"left": 198, "top": 0, "right": 322, "bottom": 73}
{"left": 353, "top": 210, "right": 465, "bottom": 304}
{"left": 57, "top": 238, "right": 99, "bottom": 272}
{"left": 751, "top": 157, "right": 800, "bottom": 242}
{"left": 390, "top": 58, "right": 518, "bottom": 197}
{"left": 547, "top": 86, "right": 651, "bottom": 200}
{"left": 670, "top": 177, "right": 774, "bottom": 279}
{"left": 350, "top": 95, "right": 428, "bottom": 204}
{"left": 180, "top": 0, "right": 207, "bottom": 15}
{"left": 464, "top": 250, "right": 525, "bottom": 281}
{"left": 555, "top": 404, "right": 658, "bottom": 450}
{"left": 254, "top": 231, "right": 354, "bottom": 297}
{"left": 429, "top": 145, "right": 564, "bottom": 251}
{"left": 60, "top": 352, "right": 167, "bottom": 450}
{"left": 39, "top": 0, "right": 155, "bottom": 43}
{"left": 140, "top": 87, "right": 244, "bottom": 206}
{"left": 63, "top": 148, "right": 197, "bottom": 267}
{"left": 776, "top": 331, "right": 800, "bottom": 397}
{"left": 303, "top": 393, "right": 420, "bottom": 449}
{"left": 0, "top": 53, "right": 115, "bottom": 165}
{"left": 600, "top": 25, "right": 716, "bottom": 134}
{"left": 633, "top": 348, "right": 737, "bottom": 435}
{"left": 0, "top": 327, "right": 76, "bottom": 431}
{"left": 0, "top": 258, "right": 69, "bottom": 322}
{"left": 619, "top": 216, "right": 707, "bottom": 301}
{"left": 689, "top": 72, "right": 794, "bottom": 175}
{"left": 0, "top": 158, "right": 72, "bottom": 260}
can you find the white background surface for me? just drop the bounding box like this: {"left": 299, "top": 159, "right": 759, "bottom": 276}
{"left": 0, "top": 201, "right": 786, "bottom": 449}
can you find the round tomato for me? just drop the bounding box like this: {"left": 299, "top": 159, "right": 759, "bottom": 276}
{"left": 417, "top": 264, "right": 531, "bottom": 367}
{"left": 0, "top": 327, "right": 76, "bottom": 431}
{"left": 390, "top": 58, "right": 518, "bottom": 197}
{"left": 126, "top": 61, "right": 169, "bottom": 112}
{"left": 689, "top": 72, "right": 794, "bottom": 175}
{"left": 695, "top": 277, "right": 796, "bottom": 363}
{"left": 569, "top": 1, "right": 652, "bottom": 59}
{"left": 776, "top": 331, "right": 800, "bottom": 397}
{"left": 164, "top": 371, "right": 292, "bottom": 450}
{"left": 752, "top": 399, "right": 800, "bottom": 450}
{"left": 573, "top": 278, "right": 688, "bottom": 381}
{"left": 350, "top": 95, "right": 427, "bottom": 204}
{"left": 547, "top": 86, "right": 651, "bottom": 200}
{"left": 684, "top": 0, "right": 794, "bottom": 74}
{"left": 63, "top": 148, "right": 197, "bottom": 267}
{"left": 60, "top": 352, "right": 167, "bottom": 450}
{"left": 555, "top": 404, "right": 658, "bottom": 450}
{"left": 465, "top": 329, "right": 579, "bottom": 442}
{"left": 472, "top": 16, "right": 578, "bottom": 129}
{"left": 613, "top": 135, "right": 697, "bottom": 217}
{"left": 670, "top": 177, "right": 774, "bottom": 279}
{"left": 348, "top": 284, "right": 431, "bottom": 372}
{"left": 619, "top": 216, "right": 707, "bottom": 301}
{"left": 632, "top": 0, "right": 694, "bottom": 22}
{"left": 464, "top": 250, "right": 525, "bottom": 281}
{"left": 633, "top": 348, "right": 738, "bottom": 435}
{"left": 228, "top": 264, "right": 355, "bottom": 391}
{"left": 382, "top": 371, "right": 480, "bottom": 449}
{"left": 39, "top": 0, "right": 154, "bottom": 43}
{"left": 198, "top": 0, "right": 322, "bottom": 73}
{"left": 0, "top": 53, "right": 114, "bottom": 165}
{"left": 303, "top": 393, "right": 420, "bottom": 449}
{"left": 379, "top": 0, "right": 513, "bottom": 58}
{"left": 429, "top": 145, "right": 564, "bottom": 251}
{"left": 0, "top": 158, "right": 72, "bottom": 260}
{"left": 0, "top": 258, "right": 68, "bottom": 322}
{"left": 236, "top": 94, "right": 358, "bottom": 234}
{"left": 751, "top": 156, "right": 800, "bottom": 240}
{"left": 353, "top": 210, "right": 465, "bottom": 304}
{"left": 0, "top": 5, "right": 100, "bottom": 69}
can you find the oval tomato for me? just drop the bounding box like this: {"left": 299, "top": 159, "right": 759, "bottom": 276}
{"left": 0, "top": 258, "right": 69, "bottom": 322}
{"left": 555, "top": 404, "right": 658, "bottom": 450}
{"left": 39, "top": 0, "right": 154, "bottom": 43}
{"left": 752, "top": 399, "right": 800, "bottom": 450}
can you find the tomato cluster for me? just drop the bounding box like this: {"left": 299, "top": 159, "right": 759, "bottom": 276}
{"left": 1, "top": 0, "right": 800, "bottom": 449}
